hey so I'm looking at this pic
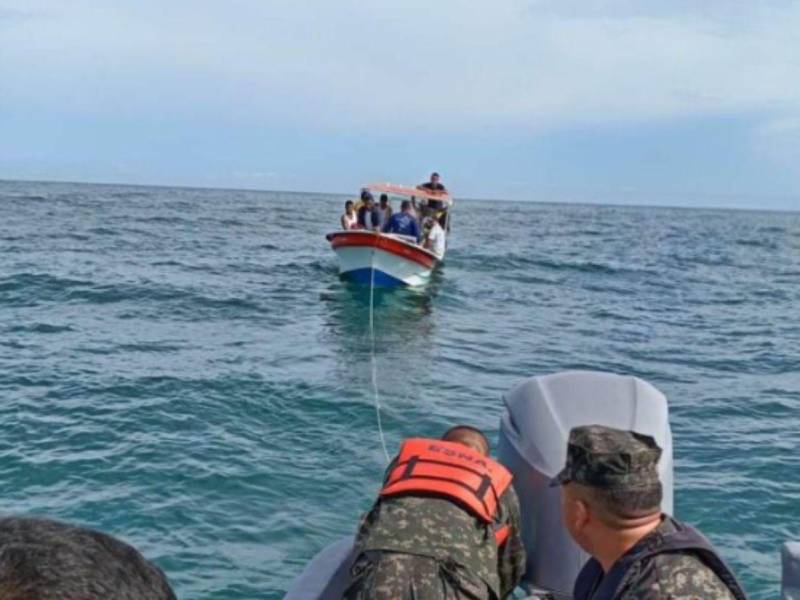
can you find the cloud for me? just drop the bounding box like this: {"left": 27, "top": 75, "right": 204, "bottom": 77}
{"left": 2, "top": 0, "right": 799, "bottom": 134}
{"left": 1, "top": 1, "right": 798, "bottom": 202}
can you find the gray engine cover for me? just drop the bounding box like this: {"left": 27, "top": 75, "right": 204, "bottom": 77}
{"left": 784, "top": 542, "right": 800, "bottom": 600}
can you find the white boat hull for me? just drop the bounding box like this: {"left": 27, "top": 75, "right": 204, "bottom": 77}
{"left": 327, "top": 231, "right": 439, "bottom": 287}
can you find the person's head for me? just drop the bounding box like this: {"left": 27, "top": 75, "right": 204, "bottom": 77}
{"left": 430, "top": 172, "right": 440, "bottom": 184}
{"left": 422, "top": 217, "right": 435, "bottom": 233}
{"left": 552, "top": 425, "right": 662, "bottom": 555}
{"left": 379, "top": 194, "right": 389, "bottom": 207}
{"left": 441, "top": 425, "right": 490, "bottom": 456}
{"left": 360, "top": 189, "right": 374, "bottom": 204}
{"left": 400, "top": 199, "right": 412, "bottom": 213}
{"left": 0, "top": 517, "right": 176, "bottom": 600}
{"left": 345, "top": 200, "right": 354, "bottom": 213}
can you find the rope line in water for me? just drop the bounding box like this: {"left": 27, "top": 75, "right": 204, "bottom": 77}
{"left": 369, "top": 258, "right": 391, "bottom": 464}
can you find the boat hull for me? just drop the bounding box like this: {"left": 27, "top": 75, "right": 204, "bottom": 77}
{"left": 327, "top": 231, "right": 439, "bottom": 287}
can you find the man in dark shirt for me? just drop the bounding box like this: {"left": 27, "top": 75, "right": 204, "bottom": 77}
{"left": 382, "top": 200, "right": 420, "bottom": 241}
{"left": 418, "top": 172, "right": 448, "bottom": 214}
{"left": 357, "top": 192, "right": 380, "bottom": 231}
{"left": 419, "top": 172, "right": 447, "bottom": 193}
{"left": 377, "top": 194, "right": 392, "bottom": 230}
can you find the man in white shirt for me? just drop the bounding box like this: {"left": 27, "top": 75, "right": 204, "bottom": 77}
{"left": 422, "top": 217, "right": 446, "bottom": 258}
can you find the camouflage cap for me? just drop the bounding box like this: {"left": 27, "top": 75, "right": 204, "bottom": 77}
{"left": 550, "top": 425, "right": 662, "bottom": 490}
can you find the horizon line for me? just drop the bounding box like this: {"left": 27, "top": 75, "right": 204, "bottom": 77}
{"left": 1, "top": 176, "right": 797, "bottom": 215}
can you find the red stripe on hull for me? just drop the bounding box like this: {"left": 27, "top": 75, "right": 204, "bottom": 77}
{"left": 326, "top": 232, "right": 437, "bottom": 269}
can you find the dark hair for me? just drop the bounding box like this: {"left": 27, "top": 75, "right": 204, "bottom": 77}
{"left": 401, "top": 199, "right": 411, "bottom": 211}
{"left": 0, "top": 517, "right": 176, "bottom": 600}
{"left": 345, "top": 200, "right": 354, "bottom": 208}
{"left": 431, "top": 172, "right": 440, "bottom": 178}
{"left": 379, "top": 194, "right": 388, "bottom": 203}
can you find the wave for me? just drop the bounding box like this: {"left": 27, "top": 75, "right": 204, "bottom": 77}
{"left": 0, "top": 194, "right": 48, "bottom": 201}
{"left": 6, "top": 323, "right": 75, "bottom": 334}
{"left": 86, "top": 227, "right": 119, "bottom": 236}
{"left": 459, "top": 251, "right": 645, "bottom": 276}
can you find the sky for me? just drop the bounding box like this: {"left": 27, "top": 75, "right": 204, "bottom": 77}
{"left": 1, "top": 1, "right": 799, "bottom": 209}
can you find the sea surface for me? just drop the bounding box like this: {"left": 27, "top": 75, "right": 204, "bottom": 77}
{"left": 0, "top": 179, "right": 798, "bottom": 599}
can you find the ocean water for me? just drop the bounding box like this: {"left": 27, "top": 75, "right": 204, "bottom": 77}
{"left": 0, "top": 179, "right": 798, "bottom": 599}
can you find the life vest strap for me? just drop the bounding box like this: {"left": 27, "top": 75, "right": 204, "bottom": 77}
{"left": 400, "top": 455, "right": 419, "bottom": 480}
{"left": 395, "top": 455, "right": 499, "bottom": 508}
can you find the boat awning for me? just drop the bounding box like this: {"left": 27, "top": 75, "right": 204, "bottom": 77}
{"left": 365, "top": 182, "right": 453, "bottom": 205}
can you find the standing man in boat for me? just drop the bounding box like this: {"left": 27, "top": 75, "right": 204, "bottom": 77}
{"left": 343, "top": 425, "right": 526, "bottom": 600}
{"left": 419, "top": 172, "right": 447, "bottom": 193}
{"left": 418, "top": 172, "right": 448, "bottom": 212}
{"left": 554, "top": 425, "right": 747, "bottom": 600}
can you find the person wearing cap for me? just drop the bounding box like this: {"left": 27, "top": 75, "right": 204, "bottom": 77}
{"left": 344, "top": 425, "right": 526, "bottom": 599}
{"left": 553, "top": 425, "right": 747, "bottom": 600}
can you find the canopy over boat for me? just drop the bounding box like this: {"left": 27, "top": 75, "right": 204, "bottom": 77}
{"left": 365, "top": 182, "right": 454, "bottom": 206}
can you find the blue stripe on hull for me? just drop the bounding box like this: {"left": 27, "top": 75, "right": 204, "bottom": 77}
{"left": 344, "top": 267, "right": 407, "bottom": 287}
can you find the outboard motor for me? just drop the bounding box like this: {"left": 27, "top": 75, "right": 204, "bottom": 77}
{"left": 497, "top": 371, "right": 674, "bottom": 598}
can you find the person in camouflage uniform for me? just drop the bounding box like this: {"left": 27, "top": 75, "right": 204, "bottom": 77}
{"left": 552, "top": 425, "right": 748, "bottom": 600}
{"left": 343, "top": 426, "right": 526, "bottom": 600}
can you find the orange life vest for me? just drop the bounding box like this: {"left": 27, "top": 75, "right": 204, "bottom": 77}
{"left": 380, "top": 438, "right": 514, "bottom": 525}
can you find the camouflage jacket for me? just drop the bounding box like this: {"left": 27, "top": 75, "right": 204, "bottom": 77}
{"left": 574, "top": 517, "right": 747, "bottom": 600}
{"left": 353, "top": 471, "right": 526, "bottom": 599}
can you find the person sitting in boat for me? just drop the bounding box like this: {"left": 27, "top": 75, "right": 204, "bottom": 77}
{"left": 377, "top": 194, "right": 392, "bottom": 229}
{"left": 422, "top": 216, "right": 446, "bottom": 258}
{"left": 408, "top": 196, "right": 419, "bottom": 220}
{"left": 343, "top": 426, "right": 526, "bottom": 600}
{"left": 418, "top": 172, "right": 448, "bottom": 211}
{"left": 382, "top": 199, "right": 420, "bottom": 242}
{"left": 357, "top": 192, "right": 381, "bottom": 231}
{"left": 341, "top": 200, "right": 358, "bottom": 230}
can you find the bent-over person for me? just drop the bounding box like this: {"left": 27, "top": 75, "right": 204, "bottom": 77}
{"left": 344, "top": 425, "right": 526, "bottom": 599}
